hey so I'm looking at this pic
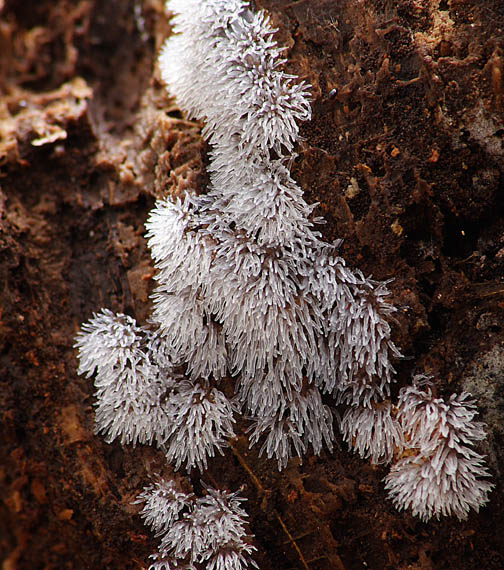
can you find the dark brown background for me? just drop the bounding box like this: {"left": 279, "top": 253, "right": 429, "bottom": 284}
{"left": 1, "top": 0, "right": 503, "bottom": 568}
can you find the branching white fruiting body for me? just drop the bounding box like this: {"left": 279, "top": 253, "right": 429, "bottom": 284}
{"left": 136, "top": 479, "right": 193, "bottom": 537}
{"left": 138, "top": 480, "right": 257, "bottom": 570}
{"left": 75, "top": 0, "right": 493, "bottom": 546}
{"left": 75, "top": 309, "right": 238, "bottom": 471}
{"left": 162, "top": 379, "right": 239, "bottom": 471}
{"left": 340, "top": 401, "right": 403, "bottom": 465}
{"left": 385, "top": 383, "right": 494, "bottom": 521}
{"left": 150, "top": 0, "right": 401, "bottom": 470}
{"left": 75, "top": 309, "right": 171, "bottom": 447}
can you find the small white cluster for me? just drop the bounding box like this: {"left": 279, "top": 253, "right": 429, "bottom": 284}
{"left": 340, "top": 401, "right": 403, "bottom": 465}
{"left": 309, "top": 249, "right": 401, "bottom": 407}
{"left": 136, "top": 479, "right": 193, "bottom": 536}
{"left": 75, "top": 309, "right": 171, "bottom": 446}
{"left": 340, "top": 377, "right": 493, "bottom": 520}
{"left": 248, "top": 387, "right": 334, "bottom": 470}
{"left": 138, "top": 479, "right": 257, "bottom": 570}
{"left": 160, "top": 0, "right": 311, "bottom": 161}
{"left": 74, "top": 309, "right": 237, "bottom": 471}
{"left": 385, "top": 383, "right": 494, "bottom": 521}
{"left": 162, "top": 379, "right": 238, "bottom": 471}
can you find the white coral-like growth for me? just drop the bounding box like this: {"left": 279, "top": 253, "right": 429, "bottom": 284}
{"left": 162, "top": 379, "right": 238, "bottom": 471}
{"left": 146, "top": 196, "right": 226, "bottom": 381}
{"left": 209, "top": 242, "right": 321, "bottom": 412}
{"left": 138, "top": 480, "right": 257, "bottom": 570}
{"left": 150, "top": 0, "right": 400, "bottom": 470}
{"left": 248, "top": 387, "right": 334, "bottom": 470}
{"left": 74, "top": 309, "right": 174, "bottom": 446}
{"left": 341, "top": 401, "right": 403, "bottom": 465}
{"left": 73, "top": 0, "right": 400, "bottom": 475}
{"left": 74, "top": 0, "right": 494, "bottom": 544}
{"left": 308, "top": 247, "right": 401, "bottom": 407}
{"left": 160, "top": 488, "right": 256, "bottom": 566}
{"left": 75, "top": 310, "right": 237, "bottom": 470}
{"left": 137, "top": 479, "right": 193, "bottom": 536}
{"left": 160, "top": 0, "right": 311, "bottom": 158}
{"left": 75, "top": 308, "right": 146, "bottom": 378}
{"left": 385, "top": 383, "right": 494, "bottom": 521}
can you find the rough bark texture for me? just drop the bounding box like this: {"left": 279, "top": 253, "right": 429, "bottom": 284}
{"left": 1, "top": 1, "right": 504, "bottom": 568}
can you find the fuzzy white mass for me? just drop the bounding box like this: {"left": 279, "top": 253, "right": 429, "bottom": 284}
{"left": 75, "top": 310, "right": 237, "bottom": 470}
{"left": 162, "top": 379, "right": 238, "bottom": 471}
{"left": 149, "top": 0, "right": 401, "bottom": 469}
{"left": 160, "top": 0, "right": 311, "bottom": 159}
{"left": 248, "top": 387, "right": 334, "bottom": 470}
{"left": 385, "top": 383, "right": 494, "bottom": 521}
{"left": 341, "top": 401, "right": 403, "bottom": 465}
{"left": 74, "top": 309, "right": 172, "bottom": 446}
{"left": 75, "top": 0, "right": 493, "bottom": 531}
{"left": 137, "top": 479, "right": 193, "bottom": 536}
{"left": 138, "top": 480, "right": 257, "bottom": 570}
{"left": 308, "top": 247, "right": 401, "bottom": 407}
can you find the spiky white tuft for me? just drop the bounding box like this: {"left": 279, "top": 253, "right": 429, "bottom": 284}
{"left": 341, "top": 401, "right": 403, "bottom": 465}
{"left": 385, "top": 383, "right": 494, "bottom": 521}
{"left": 138, "top": 480, "right": 257, "bottom": 570}
{"left": 161, "top": 379, "right": 238, "bottom": 471}
{"left": 74, "top": 309, "right": 174, "bottom": 446}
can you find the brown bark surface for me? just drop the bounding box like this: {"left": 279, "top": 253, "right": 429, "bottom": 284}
{"left": 1, "top": 1, "right": 503, "bottom": 568}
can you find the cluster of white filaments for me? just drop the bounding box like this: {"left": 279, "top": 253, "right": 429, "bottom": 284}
{"left": 385, "top": 382, "right": 493, "bottom": 521}
{"left": 340, "top": 401, "right": 404, "bottom": 465}
{"left": 75, "top": 4, "right": 493, "bottom": 559}
{"left": 75, "top": 310, "right": 238, "bottom": 471}
{"left": 148, "top": 0, "right": 402, "bottom": 471}
{"left": 137, "top": 479, "right": 257, "bottom": 570}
